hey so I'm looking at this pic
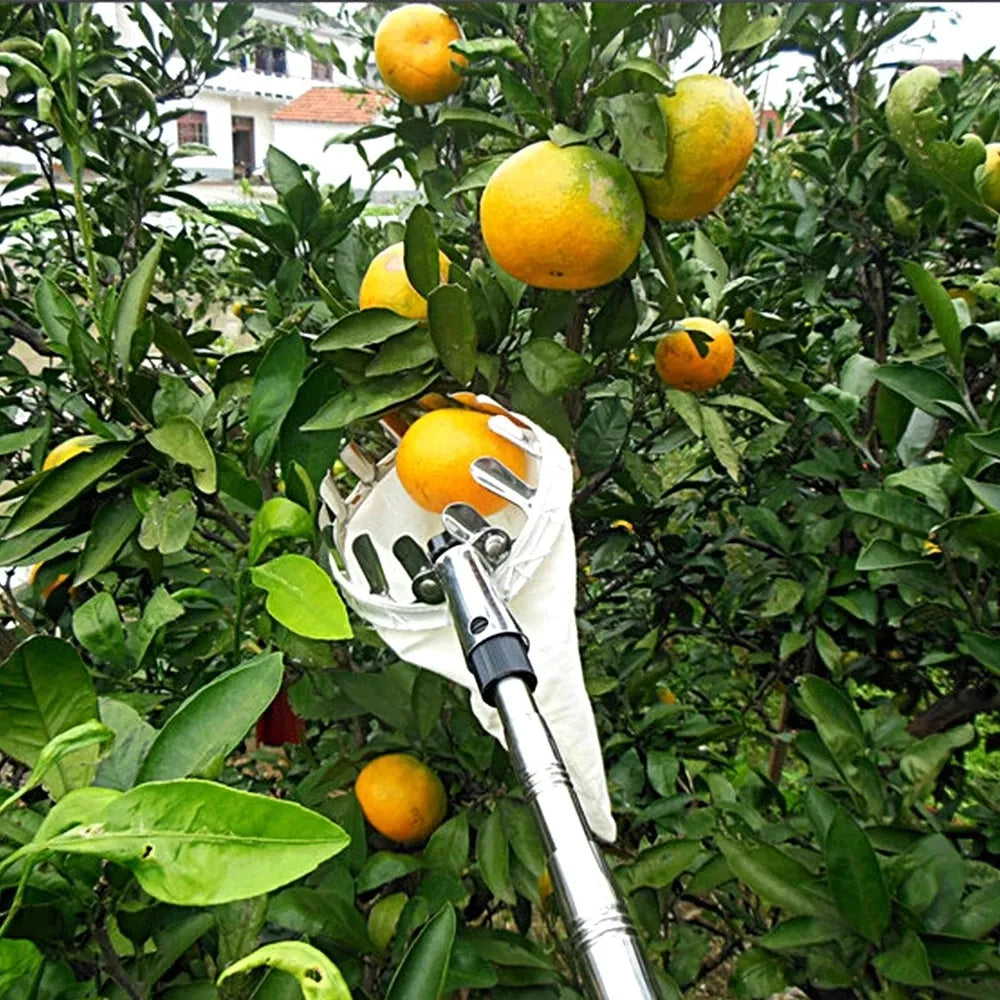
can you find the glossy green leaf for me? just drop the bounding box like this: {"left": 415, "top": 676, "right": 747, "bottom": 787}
{"left": 797, "top": 676, "right": 864, "bottom": 765}
{"left": 757, "top": 916, "right": 845, "bottom": 951}
{"left": 218, "top": 941, "right": 351, "bottom": 1000}
{"left": 148, "top": 417, "right": 216, "bottom": 493}
{"left": 114, "top": 237, "right": 162, "bottom": 371}
{"left": 0, "top": 720, "right": 112, "bottom": 818}
{"left": 128, "top": 586, "right": 185, "bottom": 665}
{"left": 249, "top": 497, "right": 314, "bottom": 565}
{"left": 248, "top": 333, "right": 307, "bottom": 463}
{"left": 313, "top": 309, "right": 417, "bottom": 351}
{"left": 265, "top": 145, "right": 306, "bottom": 197}
{"left": 250, "top": 554, "right": 353, "bottom": 640}
{"left": 873, "top": 930, "right": 934, "bottom": 986}
{"left": 428, "top": 283, "right": 478, "bottom": 384}
{"left": 824, "top": 809, "right": 889, "bottom": 943}
{"left": 73, "top": 498, "right": 142, "bottom": 586}
{"left": 729, "top": 948, "right": 789, "bottom": 999}
{"left": 404, "top": 204, "right": 441, "bottom": 298}
{"left": 0, "top": 940, "right": 42, "bottom": 994}
{"left": 577, "top": 397, "right": 629, "bottom": 475}
{"left": 357, "top": 851, "right": 425, "bottom": 893}
{"left": 0, "top": 636, "right": 99, "bottom": 799}
{"left": 34, "top": 275, "right": 79, "bottom": 351}
{"left": 702, "top": 407, "right": 740, "bottom": 482}
{"left": 855, "top": 538, "right": 922, "bottom": 571}
{"left": 718, "top": 836, "right": 836, "bottom": 919}
{"left": 303, "top": 371, "right": 435, "bottom": 430}
{"left": 137, "top": 652, "right": 284, "bottom": 782}
{"left": 477, "top": 809, "right": 514, "bottom": 904}
{"left": 720, "top": 4, "right": 782, "bottom": 52}
{"left": 593, "top": 57, "right": 671, "bottom": 97}
{"left": 96, "top": 697, "right": 157, "bottom": 791}
{"left": 619, "top": 839, "right": 701, "bottom": 893}
{"left": 269, "top": 884, "right": 371, "bottom": 953}
{"left": 874, "top": 362, "right": 966, "bottom": 418}
{"left": 498, "top": 800, "right": 545, "bottom": 877}
{"left": 385, "top": 903, "right": 456, "bottom": 1000}
{"left": 423, "top": 813, "right": 470, "bottom": 880}
{"left": 5, "top": 442, "right": 130, "bottom": 537}
{"left": 605, "top": 92, "right": 668, "bottom": 174}
{"left": 368, "top": 892, "right": 409, "bottom": 954}
{"left": 522, "top": 338, "right": 593, "bottom": 396}
{"left": 36, "top": 779, "right": 349, "bottom": 905}
{"left": 900, "top": 725, "right": 974, "bottom": 799}
{"left": 366, "top": 328, "right": 437, "bottom": 376}
{"left": 72, "top": 592, "right": 128, "bottom": 667}
{"left": 841, "top": 488, "right": 939, "bottom": 535}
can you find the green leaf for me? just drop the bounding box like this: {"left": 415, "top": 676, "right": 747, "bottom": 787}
{"left": 873, "top": 930, "right": 934, "bottom": 986}
{"left": 796, "top": 676, "right": 864, "bottom": 765}
{"left": 251, "top": 555, "right": 353, "bottom": 640}
{"left": 385, "top": 903, "right": 456, "bottom": 1000}
{"left": 265, "top": 145, "right": 306, "bottom": 197}
{"left": 437, "top": 107, "right": 523, "bottom": 138}
{"left": 137, "top": 652, "right": 284, "bottom": 782}
{"left": 404, "top": 205, "right": 441, "bottom": 298}
{"left": 717, "top": 837, "right": 836, "bottom": 919}
{"left": 666, "top": 388, "right": 703, "bottom": 437}
{"left": 874, "top": 363, "right": 966, "bottom": 419}
{"left": 760, "top": 578, "right": 804, "bottom": 617}
{"left": 73, "top": 592, "right": 128, "bottom": 667}
{"left": 757, "top": 916, "right": 845, "bottom": 951}
{"left": 887, "top": 66, "right": 990, "bottom": 221}
{"left": 128, "top": 586, "right": 185, "bottom": 665}
{"left": 856, "top": 538, "right": 922, "bottom": 571}
{"left": 314, "top": 309, "right": 417, "bottom": 352}
{"left": 605, "top": 92, "right": 668, "bottom": 174}
{"left": 249, "top": 497, "right": 314, "bottom": 565}
{"left": 356, "top": 851, "right": 425, "bottom": 893}
{"left": 0, "top": 425, "right": 45, "bottom": 457}
{"left": 5, "top": 442, "right": 130, "bottom": 537}
{"left": 841, "top": 488, "right": 939, "bottom": 536}
{"left": 498, "top": 800, "right": 545, "bottom": 877}
{"left": 367, "top": 328, "right": 438, "bottom": 376}
{"left": 138, "top": 488, "right": 196, "bottom": 554}
{"left": 269, "top": 885, "right": 371, "bottom": 953}
{"left": 923, "top": 935, "right": 994, "bottom": 973}
{"left": 593, "top": 57, "right": 671, "bottom": 98}
{"left": 0, "top": 720, "right": 112, "bottom": 818}
{"left": 900, "top": 725, "right": 974, "bottom": 799}
{"left": 477, "top": 809, "right": 514, "bottom": 904}
{"left": 114, "top": 237, "right": 162, "bottom": 371}
{"left": 451, "top": 36, "right": 526, "bottom": 63}
{"left": 522, "top": 338, "right": 593, "bottom": 396}
{"left": 369, "top": 892, "right": 409, "bottom": 954}
{"left": 96, "top": 697, "right": 156, "bottom": 791}
{"left": 901, "top": 258, "right": 965, "bottom": 372}
{"left": 619, "top": 840, "right": 701, "bottom": 893}
{"left": 577, "top": 397, "right": 629, "bottom": 475}
{"left": 729, "top": 948, "right": 789, "bottom": 999}
{"left": 708, "top": 393, "right": 784, "bottom": 425}
{"left": 739, "top": 505, "right": 792, "bottom": 551}
{"left": 427, "top": 284, "right": 478, "bottom": 384}
{"left": 720, "top": 6, "right": 782, "bottom": 52}
{"left": 510, "top": 371, "right": 572, "bottom": 447}
{"left": 248, "top": 333, "right": 307, "bottom": 464}
{"left": 591, "top": 281, "right": 638, "bottom": 353}
{"left": 967, "top": 428, "right": 1000, "bottom": 458}
{"left": 218, "top": 941, "right": 351, "bottom": 1000}
{"left": 74, "top": 498, "right": 142, "bottom": 586}
{"left": 0, "top": 940, "right": 42, "bottom": 994}
{"left": 945, "top": 882, "right": 1000, "bottom": 938}
{"left": 702, "top": 407, "right": 740, "bottom": 482}
{"left": 0, "top": 636, "right": 99, "bottom": 799}
{"left": 37, "top": 779, "right": 349, "bottom": 905}
{"left": 34, "top": 276, "right": 79, "bottom": 350}
{"left": 423, "top": 814, "right": 469, "bottom": 880}
{"left": 964, "top": 477, "right": 1000, "bottom": 511}
{"left": 302, "top": 371, "right": 435, "bottom": 431}
{"left": 960, "top": 632, "right": 1000, "bottom": 672}
{"left": 824, "top": 809, "right": 889, "bottom": 943}
{"left": 148, "top": 417, "right": 216, "bottom": 493}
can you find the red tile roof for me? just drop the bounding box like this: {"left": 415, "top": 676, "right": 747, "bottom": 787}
{"left": 273, "top": 87, "right": 390, "bottom": 124}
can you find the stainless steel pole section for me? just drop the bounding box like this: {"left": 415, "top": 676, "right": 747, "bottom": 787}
{"left": 433, "top": 541, "right": 661, "bottom": 1000}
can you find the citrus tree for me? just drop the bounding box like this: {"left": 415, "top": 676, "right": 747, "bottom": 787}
{"left": 2, "top": 3, "right": 1000, "bottom": 999}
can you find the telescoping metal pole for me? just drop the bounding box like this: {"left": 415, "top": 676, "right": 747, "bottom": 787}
{"left": 429, "top": 534, "right": 662, "bottom": 1000}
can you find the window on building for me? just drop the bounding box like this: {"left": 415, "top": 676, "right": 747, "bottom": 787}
{"left": 311, "top": 58, "right": 332, "bottom": 81}
{"left": 177, "top": 111, "right": 208, "bottom": 145}
{"left": 254, "top": 45, "right": 287, "bottom": 76}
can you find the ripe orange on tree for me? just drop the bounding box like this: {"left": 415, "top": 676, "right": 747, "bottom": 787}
{"left": 396, "top": 407, "right": 528, "bottom": 515}
{"left": 978, "top": 142, "right": 1000, "bottom": 211}
{"left": 638, "top": 74, "right": 756, "bottom": 221}
{"left": 480, "top": 140, "right": 645, "bottom": 290}
{"left": 654, "top": 317, "right": 735, "bottom": 393}
{"left": 358, "top": 242, "right": 450, "bottom": 321}
{"left": 374, "top": 3, "right": 467, "bottom": 106}
{"left": 355, "top": 752, "right": 447, "bottom": 844}
{"left": 28, "top": 562, "right": 70, "bottom": 601}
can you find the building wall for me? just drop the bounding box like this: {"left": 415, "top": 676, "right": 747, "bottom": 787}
{"left": 272, "top": 121, "right": 416, "bottom": 198}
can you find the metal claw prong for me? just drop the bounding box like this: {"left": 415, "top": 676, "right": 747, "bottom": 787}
{"left": 442, "top": 503, "right": 511, "bottom": 567}
{"left": 340, "top": 442, "right": 376, "bottom": 484}
{"left": 352, "top": 534, "right": 389, "bottom": 597}
{"left": 487, "top": 414, "right": 542, "bottom": 459}
{"left": 392, "top": 535, "right": 444, "bottom": 604}
{"left": 471, "top": 457, "right": 535, "bottom": 513}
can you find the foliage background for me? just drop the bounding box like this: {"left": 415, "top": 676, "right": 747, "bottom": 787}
{"left": 1, "top": 3, "right": 1000, "bottom": 999}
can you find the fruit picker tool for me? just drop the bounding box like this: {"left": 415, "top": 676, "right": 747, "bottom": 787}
{"left": 319, "top": 394, "right": 662, "bottom": 1000}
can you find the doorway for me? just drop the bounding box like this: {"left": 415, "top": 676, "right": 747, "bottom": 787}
{"left": 232, "top": 115, "right": 255, "bottom": 178}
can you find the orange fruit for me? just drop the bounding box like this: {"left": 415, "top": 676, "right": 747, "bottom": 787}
{"left": 978, "top": 142, "right": 1000, "bottom": 211}
{"left": 396, "top": 407, "right": 528, "bottom": 515}
{"left": 479, "top": 141, "right": 645, "bottom": 290}
{"left": 637, "top": 74, "right": 756, "bottom": 221}
{"left": 654, "top": 318, "right": 734, "bottom": 393}
{"left": 657, "top": 687, "right": 678, "bottom": 705}
{"left": 42, "top": 435, "right": 102, "bottom": 471}
{"left": 355, "top": 753, "right": 447, "bottom": 844}
{"left": 538, "top": 869, "right": 554, "bottom": 905}
{"left": 358, "top": 242, "right": 451, "bottom": 321}
{"left": 374, "top": 4, "right": 467, "bottom": 105}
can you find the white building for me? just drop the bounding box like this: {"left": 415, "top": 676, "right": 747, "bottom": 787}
{"left": 1, "top": 2, "right": 414, "bottom": 198}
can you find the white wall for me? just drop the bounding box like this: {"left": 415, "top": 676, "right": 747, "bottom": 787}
{"left": 272, "top": 120, "right": 415, "bottom": 197}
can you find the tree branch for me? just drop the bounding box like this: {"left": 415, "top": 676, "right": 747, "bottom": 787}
{"left": 908, "top": 684, "right": 1000, "bottom": 738}
{"left": 0, "top": 307, "right": 57, "bottom": 357}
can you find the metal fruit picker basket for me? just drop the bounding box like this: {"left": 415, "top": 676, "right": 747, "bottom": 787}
{"left": 318, "top": 393, "right": 662, "bottom": 1000}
